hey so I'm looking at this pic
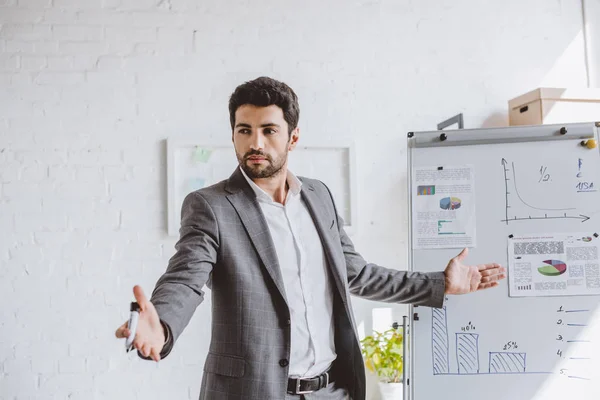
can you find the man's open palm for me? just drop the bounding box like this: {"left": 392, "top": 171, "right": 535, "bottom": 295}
{"left": 444, "top": 248, "right": 506, "bottom": 295}
{"left": 115, "top": 285, "right": 165, "bottom": 362}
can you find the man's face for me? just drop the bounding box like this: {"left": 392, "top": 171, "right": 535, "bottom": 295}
{"left": 232, "top": 104, "right": 299, "bottom": 179}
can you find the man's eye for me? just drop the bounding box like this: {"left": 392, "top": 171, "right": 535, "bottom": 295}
{"left": 239, "top": 129, "right": 250, "bottom": 134}
{"left": 264, "top": 129, "right": 276, "bottom": 134}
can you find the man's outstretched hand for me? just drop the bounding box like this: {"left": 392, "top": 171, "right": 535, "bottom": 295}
{"left": 444, "top": 248, "right": 506, "bottom": 295}
{"left": 115, "top": 285, "right": 165, "bottom": 362}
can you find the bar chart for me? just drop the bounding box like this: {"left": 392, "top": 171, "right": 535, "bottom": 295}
{"left": 456, "top": 333, "right": 480, "bottom": 374}
{"left": 432, "top": 307, "right": 450, "bottom": 374}
{"left": 432, "top": 306, "right": 532, "bottom": 376}
{"left": 489, "top": 352, "right": 526, "bottom": 373}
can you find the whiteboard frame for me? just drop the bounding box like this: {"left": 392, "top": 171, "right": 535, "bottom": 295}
{"left": 406, "top": 121, "right": 600, "bottom": 400}
{"left": 167, "top": 138, "right": 358, "bottom": 236}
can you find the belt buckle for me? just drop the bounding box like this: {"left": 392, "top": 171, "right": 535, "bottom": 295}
{"left": 296, "top": 378, "right": 312, "bottom": 395}
{"left": 324, "top": 371, "right": 329, "bottom": 387}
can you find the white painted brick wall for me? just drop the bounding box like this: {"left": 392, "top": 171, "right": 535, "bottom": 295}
{"left": 0, "top": 0, "right": 594, "bottom": 399}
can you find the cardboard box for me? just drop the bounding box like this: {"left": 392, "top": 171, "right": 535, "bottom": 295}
{"left": 508, "top": 87, "right": 600, "bottom": 126}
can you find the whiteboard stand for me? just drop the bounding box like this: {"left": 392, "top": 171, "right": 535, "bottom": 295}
{"left": 402, "top": 315, "right": 410, "bottom": 399}
{"left": 407, "top": 122, "right": 600, "bottom": 400}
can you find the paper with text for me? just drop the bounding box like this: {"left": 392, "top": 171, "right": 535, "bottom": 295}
{"left": 508, "top": 233, "right": 600, "bottom": 297}
{"left": 412, "top": 165, "right": 476, "bottom": 249}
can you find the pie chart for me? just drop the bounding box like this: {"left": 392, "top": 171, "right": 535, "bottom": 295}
{"left": 440, "top": 197, "right": 462, "bottom": 210}
{"left": 537, "top": 260, "right": 567, "bottom": 276}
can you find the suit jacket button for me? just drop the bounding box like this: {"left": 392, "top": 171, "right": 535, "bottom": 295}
{"left": 286, "top": 319, "right": 291, "bottom": 325}
{"left": 279, "top": 359, "right": 289, "bottom": 367}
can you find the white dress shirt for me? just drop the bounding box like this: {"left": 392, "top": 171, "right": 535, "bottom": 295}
{"left": 240, "top": 167, "right": 336, "bottom": 378}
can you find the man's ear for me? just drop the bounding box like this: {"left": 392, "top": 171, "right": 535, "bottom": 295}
{"left": 289, "top": 128, "right": 300, "bottom": 150}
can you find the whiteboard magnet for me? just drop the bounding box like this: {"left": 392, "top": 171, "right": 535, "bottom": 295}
{"left": 580, "top": 140, "right": 597, "bottom": 149}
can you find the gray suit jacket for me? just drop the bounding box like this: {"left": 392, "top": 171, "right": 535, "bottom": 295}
{"left": 148, "top": 168, "right": 445, "bottom": 399}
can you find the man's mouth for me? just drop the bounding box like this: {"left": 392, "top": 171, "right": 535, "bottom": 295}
{"left": 246, "top": 156, "right": 268, "bottom": 164}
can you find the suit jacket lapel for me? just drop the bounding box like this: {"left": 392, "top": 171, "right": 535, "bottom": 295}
{"left": 225, "top": 169, "right": 288, "bottom": 305}
{"left": 300, "top": 181, "right": 349, "bottom": 306}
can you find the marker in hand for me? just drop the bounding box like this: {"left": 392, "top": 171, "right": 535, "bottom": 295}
{"left": 115, "top": 286, "right": 165, "bottom": 362}
{"left": 125, "top": 302, "right": 140, "bottom": 352}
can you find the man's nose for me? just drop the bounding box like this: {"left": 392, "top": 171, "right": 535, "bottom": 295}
{"left": 250, "top": 132, "right": 264, "bottom": 150}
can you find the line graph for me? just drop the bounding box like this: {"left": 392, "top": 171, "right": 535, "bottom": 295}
{"left": 501, "top": 159, "right": 589, "bottom": 224}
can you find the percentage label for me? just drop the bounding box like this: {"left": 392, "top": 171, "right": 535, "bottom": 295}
{"left": 503, "top": 341, "right": 519, "bottom": 350}
{"left": 461, "top": 322, "right": 476, "bottom": 332}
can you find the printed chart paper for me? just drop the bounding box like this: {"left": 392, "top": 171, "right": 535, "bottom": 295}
{"left": 508, "top": 233, "right": 600, "bottom": 297}
{"left": 412, "top": 165, "right": 476, "bottom": 249}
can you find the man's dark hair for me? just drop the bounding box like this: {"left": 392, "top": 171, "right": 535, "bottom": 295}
{"left": 229, "top": 77, "right": 300, "bottom": 136}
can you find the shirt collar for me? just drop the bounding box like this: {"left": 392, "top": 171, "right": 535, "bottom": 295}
{"left": 239, "top": 166, "right": 302, "bottom": 203}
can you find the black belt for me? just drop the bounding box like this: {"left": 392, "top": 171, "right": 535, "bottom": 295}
{"left": 287, "top": 370, "right": 330, "bottom": 395}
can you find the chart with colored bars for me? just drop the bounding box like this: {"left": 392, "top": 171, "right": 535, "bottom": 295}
{"left": 432, "top": 307, "right": 532, "bottom": 376}
{"left": 417, "top": 185, "right": 436, "bottom": 195}
{"left": 538, "top": 260, "right": 567, "bottom": 276}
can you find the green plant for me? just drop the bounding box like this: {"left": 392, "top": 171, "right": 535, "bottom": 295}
{"left": 360, "top": 327, "right": 403, "bottom": 383}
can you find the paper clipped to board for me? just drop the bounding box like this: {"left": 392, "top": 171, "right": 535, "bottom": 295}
{"left": 508, "top": 232, "right": 600, "bottom": 297}
{"left": 412, "top": 165, "right": 476, "bottom": 249}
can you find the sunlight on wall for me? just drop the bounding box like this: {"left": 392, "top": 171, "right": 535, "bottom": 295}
{"left": 372, "top": 307, "right": 395, "bottom": 334}
{"left": 540, "top": 30, "right": 589, "bottom": 88}
{"left": 358, "top": 320, "right": 366, "bottom": 340}
{"left": 583, "top": 0, "right": 600, "bottom": 87}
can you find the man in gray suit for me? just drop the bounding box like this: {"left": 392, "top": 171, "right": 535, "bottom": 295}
{"left": 115, "top": 77, "right": 505, "bottom": 399}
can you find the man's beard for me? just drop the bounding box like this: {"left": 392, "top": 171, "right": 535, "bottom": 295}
{"left": 237, "top": 149, "right": 288, "bottom": 179}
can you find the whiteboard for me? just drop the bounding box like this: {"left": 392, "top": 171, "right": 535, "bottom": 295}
{"left": 408, "top": 122, "right": 600, "bottom": 400}
{"left": 166, "top": 139, "right": 357, "bottom": 236}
